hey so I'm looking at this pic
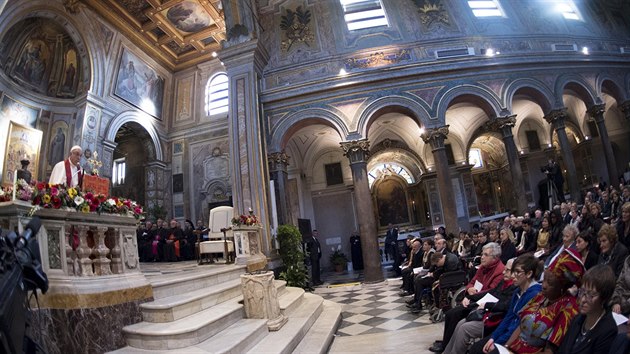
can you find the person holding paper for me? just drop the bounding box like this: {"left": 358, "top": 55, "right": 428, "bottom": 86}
{"left": 468, "top": 255, "right": 542, "bottom": 354}
{"left": 432, "top": 257, "right": 517, "bottom": 353}
{"left": 556, "top": 264, "right": 617, "bottom": 354}
{"left": 466, "top": 243, "right": 505, "bottom": 297}
{"left": 49, "top": 145, "right": 83, "bottom": 187}
{"left": 483, "top": 249, "right": 584, "bottom": 354}
{"left": 399, "top": 239, "right": 422, "bottom": 296}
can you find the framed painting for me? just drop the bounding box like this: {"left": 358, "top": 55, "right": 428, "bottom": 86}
{"left": 114, "top": 48, "right": 164, "bottom": 118}
{"left": 2, "top": 121, "right": 43, "bottom": 186}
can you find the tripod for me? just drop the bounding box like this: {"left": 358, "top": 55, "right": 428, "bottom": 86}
{"left": 546, "top": 176, "right": 559, "bottom": 211}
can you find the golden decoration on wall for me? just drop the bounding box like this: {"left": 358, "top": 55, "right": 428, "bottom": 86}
{"left": 280, "top": 6, "right": 314, "bottom": 52}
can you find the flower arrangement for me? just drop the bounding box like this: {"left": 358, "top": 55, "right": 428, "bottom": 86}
{"left": 231, "top": 208, "right": 260, "bottom": 226}
{"left": 3, "top": 179, "right": 144, "bottom": 219}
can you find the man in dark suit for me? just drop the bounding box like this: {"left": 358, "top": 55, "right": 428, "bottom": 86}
{"left": 399, "top": 239, "right": 423, "bottom": 296}
{"left": 308, "top": 230, "right": 322, "bottom": 285}
{"left": 385, "top": 223, "right": 401, "bottom": 276}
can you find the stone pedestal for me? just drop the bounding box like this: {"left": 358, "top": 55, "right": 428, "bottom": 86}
{"left": 234, "top": 225, "right": 268, "bottom": 272}
{"left": 240, "top": 271, "right": 287, "bottom": 331}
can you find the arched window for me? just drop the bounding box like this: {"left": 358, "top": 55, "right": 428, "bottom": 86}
{"left": 205, "top": 73, "right": 229, "bottom": 116}
{"left": 368, "top": 163, "right": 414, "bottom": 188}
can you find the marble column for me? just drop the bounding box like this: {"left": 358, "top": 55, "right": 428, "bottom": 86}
{"left": 421, "top": 126, "right": 458, "bottom": 234}
{"left": 219, "top": 40, "right": 272, "bottom": 256}
{"left": 488, "top": 115, "right": 528, "bottom": 214}
{"left": 619, "top": 100, "right": 630, "bottom": 121}
{"left": 543, "top": 109, "right": 580, "bottom": 202}
{"left": 268, "top": 151, "right": 292, "bottom": 226}
{"left": 340, "top": 139, "right": 383, "bottom": 283}
{"left": 587, "top": 104, "right": 618, "bottom": 185}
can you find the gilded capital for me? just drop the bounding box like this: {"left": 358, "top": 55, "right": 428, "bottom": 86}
{"left": 268, "top": 151, "right": 290, "bottom": 171}
{"left": 543, "top": 108, "right": 567, "bottom": 128}
{"left": 586, "top": 104, "right": 606, "bottom": 122}
{"left": 485, "top": 115, "right": 516, "bottom": 133}
{"left": 63, "top": 0, "right": 84, "bottom": 14}
{"left": 421, "top": 125, "right": 449, "bottom": 149}
{"left": 341, "top": 139, "right": 370, "bottom": 164}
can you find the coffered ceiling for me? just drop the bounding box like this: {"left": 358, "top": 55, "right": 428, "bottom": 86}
{"left": 82, "top": 0, "right": 226, "bottom": 71}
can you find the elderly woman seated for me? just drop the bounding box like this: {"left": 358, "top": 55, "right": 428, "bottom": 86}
{"left": 597, "top": 224, "right": 629, "bottom": 277}
{"left": 610, "top": 254, "right": 630, "bottom": 316}
{"left": 467, "top": 255, "right": 543, "bottom": 354}
{"left": 557, "top": 264, "right": 618, "bottom": 354}
{"left": 483, "top": 248, "right": 584, "bottom": 354}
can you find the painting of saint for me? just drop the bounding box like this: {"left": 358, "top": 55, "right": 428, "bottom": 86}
{"left": 15, "top": 39, "right": 49, "bottom": 86}
{"left": 114, "top": 49, "right": 164, "bottom": 118}
{"left": 2, "top": 122, "right": 42, "bottom": 186}
{"left": 48, "top": 122, "right": 68, "bottom": 168}
{"left": 165, "top": 1, "right": 212, "bottom": 33}
{"left": 376, "top": 178, "right": 410, "bottom": 227}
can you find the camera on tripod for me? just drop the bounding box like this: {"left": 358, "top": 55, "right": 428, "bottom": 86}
{"left": 0, "top": 217, "right": 49, "bottom": 354}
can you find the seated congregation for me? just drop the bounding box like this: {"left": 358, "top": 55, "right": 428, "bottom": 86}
{"left": 395, "top": 193, "right": 630, "bottom": 354}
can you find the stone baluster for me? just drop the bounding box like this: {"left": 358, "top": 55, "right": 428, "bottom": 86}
{"left": 93, "top": 226, "right": 112, "bottom": 275}
{"left": 587, "top": 104, "right": 618, "bottom": 185}
{"left": 75, "top": 224, "right": 93, "bottom": 276}
{"left": 543, "top": 109, "right": 580, "bottom": 202}
{"left": 340, "top": 139, "right": 383, "bottom": 283}
{"left": 110, "top": 227, "right": 123, "bottom": 274}
{"left": 421, "top": 126, "right": 458, "bottom": 234}
{"left": 65, "top": 227, "right": 75, "bottom": 276}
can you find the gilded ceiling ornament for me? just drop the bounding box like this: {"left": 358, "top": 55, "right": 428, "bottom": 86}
{"left": 280, "top": 6, "right": 314, "bottom": 52}
{"left": 344, "top": 49, "right": 411, "bottom": 70}
{"left": 63, "top": 0, "right": 84, "bottom": 14}
{"left": 412, "top": 0, "right": 451, "bottom": 28}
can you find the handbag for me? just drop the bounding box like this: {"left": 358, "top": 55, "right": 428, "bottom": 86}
{"left": 465, "top": 308, "right": 485, "bottom": 322}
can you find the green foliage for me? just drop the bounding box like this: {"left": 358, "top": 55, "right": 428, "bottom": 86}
{"left": 329, "top": 248, "right": 349, "bottom": 266}
{"left": 276, "top": 224, "right": 309, "bottom": 288}
{"left": 147, "top": 204, "right": 167, "bottom": 221}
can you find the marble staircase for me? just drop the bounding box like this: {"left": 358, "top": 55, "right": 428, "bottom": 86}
{"left": 109, "top": 264, "right": 341, "bottom": 353}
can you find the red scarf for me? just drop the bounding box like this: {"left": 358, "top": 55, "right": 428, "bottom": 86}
{"left": 64, "top": 159, "right": 82, "bottom": 187}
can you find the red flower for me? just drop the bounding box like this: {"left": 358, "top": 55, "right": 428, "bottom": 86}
{"left": 50, "top": 187, "right": 59, "bottom": 196}
{"left": 52, "top": 195, "right": 62, "bottom": 208}
{"left": 36, "top": 182, "right": 47, "bottom": 191}
{"left": 84, "top": 192, "right": 94, "bottom": 201}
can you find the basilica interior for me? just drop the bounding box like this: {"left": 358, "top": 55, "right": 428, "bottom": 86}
{"left": 0, "top": 0, "right": 629, "bottom": 352}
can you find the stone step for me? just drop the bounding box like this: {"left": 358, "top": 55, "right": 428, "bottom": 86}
{"left": 108, "top": 319, "right": 269, "bottom": 354}
{"left": 275, "top": 279, "right": 287, "bottom": 295}
{"left": 278, "top": 287, "right": 305, "bottom": 315}
{"left": 141, "top": 278, "right": 242, "bottom": 323}
{"left": 123, "top": 298, "right": 244, "bottom": 350}
{"left": 246, "top": 293, "right": 324, "bottom": 354}
{"left": 148, "top": 265, "right": 246, "bottom": 300}
{"left": 292, "top": 300, "right": 342, "bottom": 354}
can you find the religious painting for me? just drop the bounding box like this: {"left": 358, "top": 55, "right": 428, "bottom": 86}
{"left": 2, "top": 121, "right": 43, "bottom": 186}
{"left": 14, "top": 38, "right": 50, "bottom": 87}
{"left": 164, "top": 1, "right": 212, "bottom": 34}
{"left": 173, "top": 173, "right": 184, "bottom": 193}
{"left": 58, "top": 49, "right": 78, "bottom": 96}
{"left": 114, "top": 48, "right": 164, "bottom": 118}
{"left": 47, "top": 120, "right": 69, "bottom": 169}
{"left": 325, "top": 162, "right": 343, "bottom": 186}
{"left": 375, "top": 178, "right": 410, "bottom": 227}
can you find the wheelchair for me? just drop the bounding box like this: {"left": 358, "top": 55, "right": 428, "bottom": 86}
{"left": 428, "top": 270, "right": 468, "bottom": 323}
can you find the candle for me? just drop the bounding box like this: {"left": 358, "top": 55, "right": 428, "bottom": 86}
{"left": 12, "top": 169, "right": 17, "bottom": 200}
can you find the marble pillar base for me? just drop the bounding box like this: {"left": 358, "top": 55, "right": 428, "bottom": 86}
{"left": 28, "top": 297, "right": 151, "bottom": 354}
{"left": 240, "top": 271, "right": 287, "bottom": 331}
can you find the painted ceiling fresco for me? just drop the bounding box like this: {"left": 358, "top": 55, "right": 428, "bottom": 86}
{"left": 81, "top": 0, "right": 226, "bottom": 71}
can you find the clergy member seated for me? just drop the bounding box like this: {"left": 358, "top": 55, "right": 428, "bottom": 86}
{"left": 49, "top": 145, "right": 83, "bottom": 188}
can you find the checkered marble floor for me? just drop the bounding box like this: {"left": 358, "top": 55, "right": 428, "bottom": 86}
{"left": 314, "top": 279, "right": 435, "bottom": 337}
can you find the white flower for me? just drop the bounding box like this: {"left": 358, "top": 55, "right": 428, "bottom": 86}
{"left": 107, "top": 198, "right": 116, "bottom": 206}
{"left": 0, "top": 189, "right": 4, "bottom": 197}
{"left": 74, "top": 196, "right": 84, "bottom": 206}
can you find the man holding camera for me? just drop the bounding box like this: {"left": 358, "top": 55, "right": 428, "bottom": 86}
{"left": 542, "top": 158, "right": 565, "bottom": 203}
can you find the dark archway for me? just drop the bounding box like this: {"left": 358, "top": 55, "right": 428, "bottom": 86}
{"left": 111, "top": 122, "right": 154, "bottom": 206}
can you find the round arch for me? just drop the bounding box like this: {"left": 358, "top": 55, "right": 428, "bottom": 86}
{"left": 503, "top": 78, "right": 555, "bottom": 114}
{"left": 105, "top": 111, "right": 164, "bottom": 161}
{"left": 356, "top": 95, "right": 431, "bottom": 137}
{"left": 597, "top": 76, "right": 627, "bottom": 103}
{"left": 555, "top": 74, "right": 599, "bottom": 107}
{"left": 0, "top": 3, "right": 98, "bottom": 98}
{"left": 435, "top": 85, "right": 503, "bottom": 123}
{"left": 269, "top": 108, "right": 347, "bottom": 151}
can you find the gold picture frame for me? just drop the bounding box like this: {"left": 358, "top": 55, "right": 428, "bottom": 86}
{"left": 2, "top": 121, "right": 43, "bottom": 186}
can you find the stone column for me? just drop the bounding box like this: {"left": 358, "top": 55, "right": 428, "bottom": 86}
{"left": 487, "top": 115, "right": 528, "bottom": 214}
{"left": 76, "top": 225, "right": 93, "bottom": 276}
{"left": 619, "top": 100, "right": 630, "bottom": 121}
{"left": 268, "top": 151, "right": 292, "bottom": 226}
{"left": 543, "top": 109, "right": 580, "bottom": 202}
{"left": 588, "top": 104, "right": 618, "bottom": 185}
{"left": 240, "top": 271, "right": 287, "bottom": 331}
{"left": 340, "top": 139, "right": 383, "bottom": 283}
{"left": 421, "top": 126, "right": 458, "bottom": 234}
{"left": 93, "top": 226, "right": 111, "bottom": 275}
{"left": 219, "top": 40, "right": 272, "bottom": 256}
